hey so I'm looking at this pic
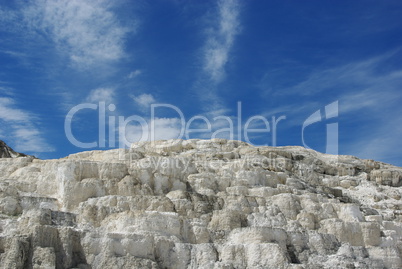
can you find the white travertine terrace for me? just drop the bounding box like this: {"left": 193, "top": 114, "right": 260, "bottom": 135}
{"left": 0, "top": 139, "right": 401, "bottom": 268}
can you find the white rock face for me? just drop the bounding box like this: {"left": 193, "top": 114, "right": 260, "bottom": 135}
{"left": 0, "top": 139, "right": 401, "bottom": 268}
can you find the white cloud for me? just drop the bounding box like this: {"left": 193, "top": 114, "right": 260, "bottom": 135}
{"left": 266, "top": 51, "right": 402, "bottom": 164}
{"left": 203, "top": 0, "right": 241, "bottom": 82}
{"left": 150, "top": 118, "right": 183, "bottom": 141}
{"left": 132, "top": 93, "right": 156, "bottom": 109}
{"left": 194, "top": 0, "right": 241, "bottom": 113}
{"left": 86, "top": 88, "right": 115, "bottom": 104}
{"left": 284, "top": 51, "right": 402, "bottom": 98}
{"left": 119, "top": 109, "right": 274, "bottom": 147}
{"left": 14, "top": 128, "right": 40, "bottom": 138}
{"left": 0, "top": 97, "right": 54, "bottom": 153}
{"left": 128, "top": 70, "right": 142, "bottom": 79}
{"left": 0, "top": 86, "right": 14, "bottom": 96}
{"left": 0, "top": 50, "right": 27, "bottom": 59}
{"left": 0, "top": 97, "right": 32, "bottom": 122}
{"left": 21, "top": 0, "right": 133, "bottom": 67}
{"left": 346, "top": 112, "right": 402, "bottom": 165}
{"left": 120, "top": 117, "right": 183, "bottom": 146}
{"left": 204, "top": 107, "right": 231, "bottom": 118}
{"left": 12, "top": 126, "right": 54, "bottom": 153}
{"left": 264, "top": 51, "right": 402, "bottom": 124}
{"left": 340, "top": 90, "right": 384, "bottom": 114}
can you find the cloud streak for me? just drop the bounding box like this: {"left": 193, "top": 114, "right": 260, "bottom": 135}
{"left": 264, "top": 51, "right": 402, "bottom": 123}
{"left": 283, "top": 50, "right": 402, "bottom": 99}
{"left": 203, "top": 0, "right": 241, "bottom": 83}
{"left": 21, "top": 0, "right": 133, "bottom": 67}
{"left": 346, "top": 110, "right": 402, "bottom": 165}
{"left": 268, "top": 50, "right": 402, "bottom": 164}
{"left": 128, "top": 70, "right": 142, "bottom": 79}
{"left": 194, "top": 0, "right": 241, "bottom": 112}
{"left": 0, "top": 97, "right": 54, "bottom": 153}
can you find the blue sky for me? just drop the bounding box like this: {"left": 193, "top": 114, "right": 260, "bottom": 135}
{"left": 1, "top": 0, "right": 402, "bottom": 166}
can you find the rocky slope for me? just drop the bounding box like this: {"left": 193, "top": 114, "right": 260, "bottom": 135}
{"left": 0, "top": 140, "right": 29, "bottom": 158}
{"left": 0, "top": 139, "right": 401, "bottom": 268}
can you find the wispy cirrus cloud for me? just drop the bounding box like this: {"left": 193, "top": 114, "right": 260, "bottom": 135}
{"left": 19, "top": 0, "right": 133, "bottom": 67}
{"left": 282, "top": 50, "right": 402, "bottom": 99}
{"left": 0, "top": 97, "right": 31, "bottom": 122}
{"left": 0, "top": 86, "right": 14, "bottom": 96}
{"left": 0, "top": 97, "right": 54, "bottom": 153}
{"left": 203, "top": 0, "right": 241, "bottom": 83}
{"left": 128, "top": 70, "right": 142, "bottom": 79}
{"left": 194, "top": 0, "right": 241, "bottom": 112}
{"left": 262, "top": 50, "right": 402, "bottom": 118}
{"left": 265, "top": 50, "right": 402, "bottom": 164}
{"left": 346, "top": 110, "right": 402, "bottom": 165}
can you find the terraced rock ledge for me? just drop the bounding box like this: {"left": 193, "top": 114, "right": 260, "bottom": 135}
{"left": 0, "top": 139, "right": 401, "bottom": 268}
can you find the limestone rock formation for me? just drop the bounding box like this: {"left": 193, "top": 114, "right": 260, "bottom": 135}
{"left": 0, "top": 139, "right": 401, "bottom": 268}
{"left": 0, "top": 140, "right": 29, "bottom": 158}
